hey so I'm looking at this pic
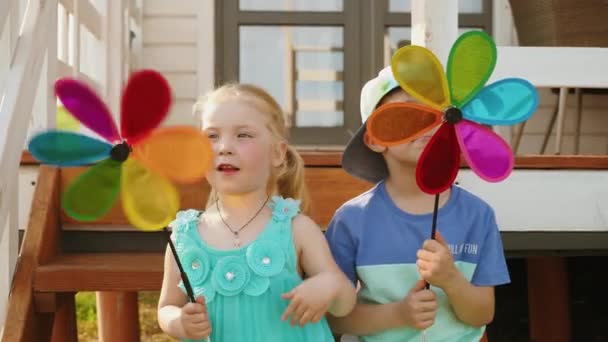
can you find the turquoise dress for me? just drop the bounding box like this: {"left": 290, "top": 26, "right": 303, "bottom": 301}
{"left": 170, "top": 196, "right": 335, "bottom": 342}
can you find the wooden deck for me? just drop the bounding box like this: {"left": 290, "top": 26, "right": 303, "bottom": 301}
{"left": 3, "top": 151, "right": 608, "bottom": 341}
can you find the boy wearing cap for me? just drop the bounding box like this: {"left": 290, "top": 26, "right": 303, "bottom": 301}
{"left": 325, "top": 66, "right": 510, "bottom": 341}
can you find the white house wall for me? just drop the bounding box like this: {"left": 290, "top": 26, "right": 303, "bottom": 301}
{"left": 142, "top": 0, "right": 203, "bottom": 127}
{"left": 11, "top": 0, "right": 608, "bottom": 234}
{"left": 139, "top": 0, "right": 608, "bottom": 154}
{"left": 457, "top": 170, "right": 608, "bottom": 232}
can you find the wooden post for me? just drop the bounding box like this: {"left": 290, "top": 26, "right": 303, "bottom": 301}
{"left": 3, "top": 168, "right": 62, "bottom": 342}
{"left": 46, "top": 0, "right": 57, "bottom": 131}
{"left": 527, "top": 257, "right": 571, "bottom": 342}
{"left": 0, "top": 167, "right": 19, "bottom": 328}
{"left": 0, "top": 0, "right": 15, "bottom": 40}
{"left": 71, "top": 0, "right": 80, "bottom": 77}
{"left": 33, "top": 313, "right": 55, "bottom": 342}
{"left": 97, "top": 2, "right": 139, "bottom": 338}
{"left": 96, "top": 292, "right": 141, "bottom": 342}
{"left": 492, "top": 0, "right": 516, "bottom": 144}
{"left": 33, "top": 292, "right": 78, "bottom": 342}
{"left": 49, "top": 293, "right": 78, "bottom": 342}
{"left": 196, "top": 0, "right": 215, "bottom": 111}
{"left": 105, "top": 0, "right": 125, "bottom": 116}
{"left": 410, "top": 0, "right": 458, "bottom": 66}
{"left": 554, "top": 87, "right": 569, "bottom": 155}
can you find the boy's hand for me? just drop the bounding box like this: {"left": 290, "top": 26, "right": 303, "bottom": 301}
{"left": 180, "top": 296, "right": 212, "bottom": 340}
{"left": 281, "top": 272, "right": 338, "bottom": 326}
{"left": 416, "top": 232, "right": 459, "bottom": 288}
{"left": 397, "top": 279, "right": 438, "bottom": 329}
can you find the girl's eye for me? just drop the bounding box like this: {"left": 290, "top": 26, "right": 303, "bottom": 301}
{"left": 237, "top": 133, "right": 252, "bottom": 138}
{"left": 207, "top": 133, "right": 218, "bottom": 140}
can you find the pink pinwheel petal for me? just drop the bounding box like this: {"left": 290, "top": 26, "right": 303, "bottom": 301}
{"left": 55, "top": 78, "right": 121, "bottom": 143}
{"left": 456, "top": 120, "right": 514, "bottom": 182}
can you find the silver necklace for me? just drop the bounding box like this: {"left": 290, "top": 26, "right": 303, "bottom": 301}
{"left": 216, "top": 196, "right": 269, "bottom": 247}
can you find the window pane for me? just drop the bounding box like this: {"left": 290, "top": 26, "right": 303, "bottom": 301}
{"left": 240, "top": 26, "right": 344, "bottom": 128}
{"left": 384, "top": 26, "right": 481, "bottom": 64}
{"left": 459, "top": 0, "right": 484, "bottom": 14}
{"left": 389, "top": 0, "right": 483, "bottom": 13}
{"left": 385, "top": 27, "right": 412, "bottom": 65}
{"left": 240, "top": 0, "right": 343, "bottom": 12}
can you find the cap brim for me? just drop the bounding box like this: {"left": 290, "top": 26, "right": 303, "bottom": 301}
{"left": 342, "top": 122, "right": 388, "bottom": 184}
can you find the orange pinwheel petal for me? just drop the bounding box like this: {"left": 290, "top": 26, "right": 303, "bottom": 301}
{"left": 366, "top": 102, "right": 442, "bottom": 146}
{"left": 132, "top": 126, "right": 213, "bottom": 184}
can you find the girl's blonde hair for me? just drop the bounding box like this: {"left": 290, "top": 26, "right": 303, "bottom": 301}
{"left": 193, "top": 83, "right": 310, "bottom": 213}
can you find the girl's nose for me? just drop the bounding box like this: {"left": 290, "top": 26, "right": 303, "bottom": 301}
{"left": 218, "top": 148, "right": 233, "bottom": 156}
{"left": 217, "top": 138, "right": 234, "bottom": 156}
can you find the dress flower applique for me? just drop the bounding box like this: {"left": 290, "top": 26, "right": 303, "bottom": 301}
{"left": 244, "top": 274, "right": 271, "bottom": 296}
{"left": 246, "top": 240, "right": 286, "bottom": 277}
{"left": 174, "top": 199, "right": 298, "bottom": 301}
{"left": 172, "top": 209, "right": 200, "bottom": 233}
{"left": 270, "top": 196, "right": 301, "bottom": 222}
{"left": 181, "top": 246, "right": 211, "bottom": 284}
{"left": 211, "top": 256, "right": 252, "bottom": 296}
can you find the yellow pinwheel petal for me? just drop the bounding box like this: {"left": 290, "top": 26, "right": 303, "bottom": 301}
{"left": 391, "top": 45, "right": 450, "bottom": 110}
{"left": 121, "top": 158, "right": 180, "bottom": 231}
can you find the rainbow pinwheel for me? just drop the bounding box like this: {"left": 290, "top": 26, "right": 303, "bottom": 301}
{"left": 28, "top": 70, "right": 213, "bottom": 230}
{"left": 366, "top": 31, "right": 539, "bottom": 195}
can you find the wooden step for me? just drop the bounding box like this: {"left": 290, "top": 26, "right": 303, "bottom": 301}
{"left": 34, "top": 253, "right": 164, "bottom": 292}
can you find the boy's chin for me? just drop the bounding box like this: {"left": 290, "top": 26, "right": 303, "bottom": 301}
{"left": 400, "top": 159, "right": 420, "bottom": 167}
{"left": 388, "top": 156, "right": 419, "bottom": 168}
{"left": 393, "top": 150, "right": 423, "bottom": 164}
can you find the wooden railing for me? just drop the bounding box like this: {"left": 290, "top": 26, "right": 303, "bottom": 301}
{"left": 0, "top": 0, "right": 143, "bottom": 331}
{"left": 2, "top": 167, "right": 62, "bottom": 341}
{"left": 0, "top": 0, "right": 57, "bottom": 330}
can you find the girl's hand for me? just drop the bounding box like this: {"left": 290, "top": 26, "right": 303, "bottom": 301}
{"left": 416, "top": 232, "right": 459, "bottom": 289}
{"left": 281, "top": 272, "right": 338, "bottom": 326}
{"left": 180, "top": 296, "right": 212, "bottom": 340}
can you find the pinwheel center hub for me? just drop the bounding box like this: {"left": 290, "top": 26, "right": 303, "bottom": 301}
{"left": 110, "top": 142, "right": 131, "bottom": 162}
{"left": 444, "top": 107, "right": 463, "bottom": 124}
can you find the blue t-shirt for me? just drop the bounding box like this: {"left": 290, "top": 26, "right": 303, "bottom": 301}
{"left": 326, "top": 181, "right": 510, "bottom": 342}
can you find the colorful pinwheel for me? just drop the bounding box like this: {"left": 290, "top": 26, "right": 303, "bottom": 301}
{"left": 28, "top": 70, "right": 213, "bottom": 230}
{"left": 366, "top": 31, "right": 539, "bottom": 195}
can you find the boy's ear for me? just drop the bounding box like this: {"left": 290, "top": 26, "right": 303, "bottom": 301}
{"left": 363, "top": 132, "right": 387, "bottom": 153}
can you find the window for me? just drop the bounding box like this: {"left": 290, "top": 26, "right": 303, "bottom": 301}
{"left": 239, "top": 0, "right": 343, "bottom": 12}
{"left": 217, "top": 0, "right": 493, "bottom": 145}
{"left": 381, "top": 0, "right": 492, "bottom": 67}
{"left": 239, "top": 25, "right": 344, "bottom": 128}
